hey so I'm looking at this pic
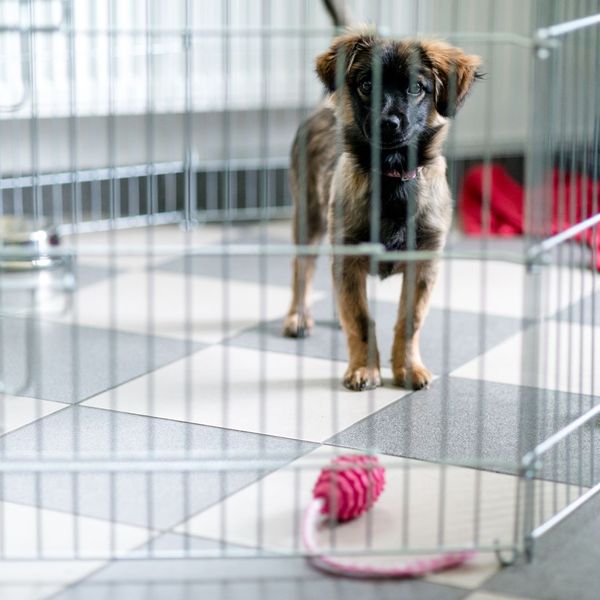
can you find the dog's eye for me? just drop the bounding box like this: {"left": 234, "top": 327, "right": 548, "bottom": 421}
{"left": 359, "top": 79, "right": 372, "bottom": 95}
{"left": 407, "top": 82, "right": 423, "bottom": 96}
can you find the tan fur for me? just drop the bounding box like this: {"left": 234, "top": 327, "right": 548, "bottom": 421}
{"left": 284, "top": 30, "right": 481, "bottom": 390}
{"left": 333, "top": 256, "right": 381, "bottom": 390}
{"left": 419, "top": 39, "right": 482, "bottom": 116}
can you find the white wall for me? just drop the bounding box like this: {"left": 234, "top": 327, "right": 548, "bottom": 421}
{"left": 0, "top": 0, "right": 591, "bottom": 173}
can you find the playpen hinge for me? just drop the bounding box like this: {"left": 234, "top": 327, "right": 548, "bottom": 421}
{"left": 533, "top": 29, "right": 560, "bottom": 60}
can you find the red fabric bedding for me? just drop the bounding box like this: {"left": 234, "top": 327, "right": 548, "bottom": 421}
{"left": 459, "top": 164, "right": 600, "bottom": 270}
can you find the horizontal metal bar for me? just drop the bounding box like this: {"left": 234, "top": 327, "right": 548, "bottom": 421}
{"left": 526, "top": 213, "right": 600, "bottom": 263}
{"left": 0, "top": 460, "right": 292, "bottom": 473}
{"left": 56, "top": 27, "right": 535, "bottom": 47}
{"left": 198, "top": 206, "right": 293, "bottom": 224}
{"left": 0, "top": 543, "right": 516, "bottom": 563}
{"left": 0, "top": 25, "right": 61, "bottom": 33}
{"left": 430, "top": 32, "right": 539, "bottom": 48}
{"left": 0, "top": 457, "right": 520, "bottom": 473}
{"left": 59, "top": 207, "right": 291, "bottom": 235}
{"left": 0, "top": 242, "right": 529, "bottom": 264}
{"left": 537, "top": 13, "right": 600, "bottom": 39}
{"left": 0, "top": 161, "right": 185, "bottom": 189}
{"left": 530, "top": 481, "right": 600, "bottom": 540}
{"left": 523, "top": 402, "right": 600, "bottom": 467}
{"left": 0, "top": 156, "right": 290, "bottom": 190}
{"left": 57, "top": 211, "right": 184, "bottom": 235}
{"left": 62, "top": 26, "right": 335, "bottom": 38}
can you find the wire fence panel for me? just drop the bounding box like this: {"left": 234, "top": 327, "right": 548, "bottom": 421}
{"left": 0, "top": 0, "right": 598, "bottom": 582}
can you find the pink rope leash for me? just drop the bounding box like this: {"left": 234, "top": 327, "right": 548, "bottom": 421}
{"left": 301, "top": 455, "right": 476, "bottom": 578}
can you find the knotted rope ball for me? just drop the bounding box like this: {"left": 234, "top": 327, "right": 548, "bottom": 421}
{"left": 302, "top": 454, "right": 475, "bottom": 578}
{"left": 312, "top": 454, "right": 386, "bottom": 522}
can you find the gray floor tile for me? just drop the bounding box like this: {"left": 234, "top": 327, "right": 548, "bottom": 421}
{"left": 328, "top": 376, "right": 600, "bottom": 484}
{"left": 483, "top": 491, "right": 600, "bottom": 600}
{"left": 0, "top": 406, "right": 315, "bottom": 528}
{"left": 229, "top": 300, "right": 523, "bottom": 375}
{"left": 157, "top": 251, "right": 332, "bottom": 292}
{"left": 555, "top": 292, "right": 600, "bottom": 326}
{"left": 52, "top": 533, "right": 469, "bottom": 600}
{"left": 52, "top": 579, "right": 469, "bottom": 600}
{"left": 0, "top": 316, "right": 202, "bottom": 403}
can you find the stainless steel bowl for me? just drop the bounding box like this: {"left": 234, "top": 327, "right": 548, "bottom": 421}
{"left": 0, "top": 216, "right": 62, "bottom": 271}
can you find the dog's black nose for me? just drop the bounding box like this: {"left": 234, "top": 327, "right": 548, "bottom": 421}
{"left": 381, "top": 116, "right": 401, "bottom": 132}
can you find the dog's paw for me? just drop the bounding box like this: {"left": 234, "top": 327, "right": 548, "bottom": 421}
{"left": 343, "top": 366, "right": 382, "bottom": 392}
{"left": 393, "top": 363, "right": 432, "bottom": 390}
{"left": 283, "top": 312, "right": 314, "bottom": 338}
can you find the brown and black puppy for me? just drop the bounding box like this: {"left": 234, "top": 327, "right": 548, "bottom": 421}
{"left": 283, "top": 28, "right": 482, "bottom": 391}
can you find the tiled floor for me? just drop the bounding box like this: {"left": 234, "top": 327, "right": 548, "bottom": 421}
{"left": 0, "top": 222, "right": 598, "bottom": 600}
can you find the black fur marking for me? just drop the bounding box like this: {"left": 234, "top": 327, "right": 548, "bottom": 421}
{"left": 344, "top": 124, "right": 443, "bottom": 175}
{"left": 339, "top": 40, "right": 450, "bottom": 277}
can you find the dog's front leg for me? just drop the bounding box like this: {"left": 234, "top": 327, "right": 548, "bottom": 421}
{"left": 333, "top": 256, "right": 381, "bottom": 391}
{"left": 392, "top": 260, "right": 438, "bottom": 390}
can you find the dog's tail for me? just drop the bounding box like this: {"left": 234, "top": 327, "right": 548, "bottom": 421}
{"left": 322, "top": 0, "right": 351, "bottom": 29}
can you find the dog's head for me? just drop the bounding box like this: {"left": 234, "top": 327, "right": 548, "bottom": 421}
{"left": 316, "top": 29, "right": 482, "bottom": 150}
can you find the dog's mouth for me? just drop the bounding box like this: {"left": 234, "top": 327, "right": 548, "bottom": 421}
{"left": 382, "top": 168, "right": 421, "bottom": 181}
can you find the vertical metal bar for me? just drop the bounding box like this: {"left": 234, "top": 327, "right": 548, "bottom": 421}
{"left": 144, "top": 0, "right": 157, "bottom": 557}
{"left": 520, "top": 17, "right": 556, "bottom": 558}
{"left": 24, "top": 0, "right": 45, "bottom": 561}
{"left": 258, "top": 0, "right": 273, "bottom": 554}
{"left": 291, "top": 0, "right": 309, "bottom": 555}
{"left": 366, "top": 0, "right": 383, "bottom": 552}
{"left": 327, "top": 22, "right": 350, "bottom": 554}
{"left": 65, "top": 0, "right": 82, "bottom": 560}
{"left": 472, "top": 0, "right": 497, "bottom": 550}
{"left": 551, "top": 0, "right": 569, "bottom": 520}
{"left": 89, "top": 0, "right": 97, "bottom": 79}
{"left": 107, "top": 0, "right": 119, "bottom": 558}
{"left": 575, "top": 13, "right": 587, "bottom": 500}
{"left": 182, "top": 0, "right": 194, "bottom": 557}
{"left": 438, "top": 0, "right": 459, "bottom": 553}
{"left": 589, "top": 0, "right": 600, "bottom": 491}
{"left": 183, "top": 0, "right": 196, "bottom": 228}
{"left": 219, "top": 0, "right": 232, "bottom": 556}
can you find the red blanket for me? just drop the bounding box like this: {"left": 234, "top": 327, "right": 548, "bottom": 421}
{"left": 459, "top": 164, "right": 600, "bottom": 270}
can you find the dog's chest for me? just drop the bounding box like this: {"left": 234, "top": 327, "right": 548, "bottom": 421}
{"left": 376, "top": 216, "right": 411, "bottom": 279}
{"left": 377, "top": 186, "right": 421, "bottom": 279}
{"left": 379, "top": 216, "right": 408, "bottom": 250}
{"left": 377, "top": 182, "right": 417, "bottom": 250}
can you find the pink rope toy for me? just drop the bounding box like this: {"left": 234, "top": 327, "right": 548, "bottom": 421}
{"left": 301, "top": 454, "right": 476, "bottom": 578}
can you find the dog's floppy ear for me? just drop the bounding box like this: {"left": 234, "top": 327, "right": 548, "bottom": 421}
{"left": 316, "top": 28, "right": 376, "bottom": 93}
{"left": 420, "top": 40, "right": 482, "bottom": 117}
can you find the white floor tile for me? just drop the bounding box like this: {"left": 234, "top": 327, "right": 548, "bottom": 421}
{"left": 174, "top": 447, "right": 576, "bottom": 589}
{"left": 82, "top": 346, "right": 408, "bottom": 442}
{"left": 0, "top": 396, "right": 65, "bottom": 436}
{"left": 0, "top": 501, "right": 154, "bottom": 599}
{"left": 0, "top": 501, "right": 152, "bottom": 560}
{"left": 71, "top": 224, "right": 228, "bottom": 271}
{"left": 451, "top": 320, "right": 600, "bottom": 396}
{"left": 46, "top": 271, "right": 298, "bottom": 344}
{"left": 369, "top": 260, "right": 598, "bottom": 319}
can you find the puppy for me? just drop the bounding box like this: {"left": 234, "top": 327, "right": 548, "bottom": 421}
{"left": 283, "top": 28, "right": 482, "bottom": 391}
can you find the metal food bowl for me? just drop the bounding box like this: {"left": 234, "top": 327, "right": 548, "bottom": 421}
{"left": 0, "top": 216, "right": 63, "bottom": 271}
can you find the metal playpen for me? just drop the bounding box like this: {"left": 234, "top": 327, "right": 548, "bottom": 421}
{"left": 0, "top": 0, "right": 598, "bottom": 578}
